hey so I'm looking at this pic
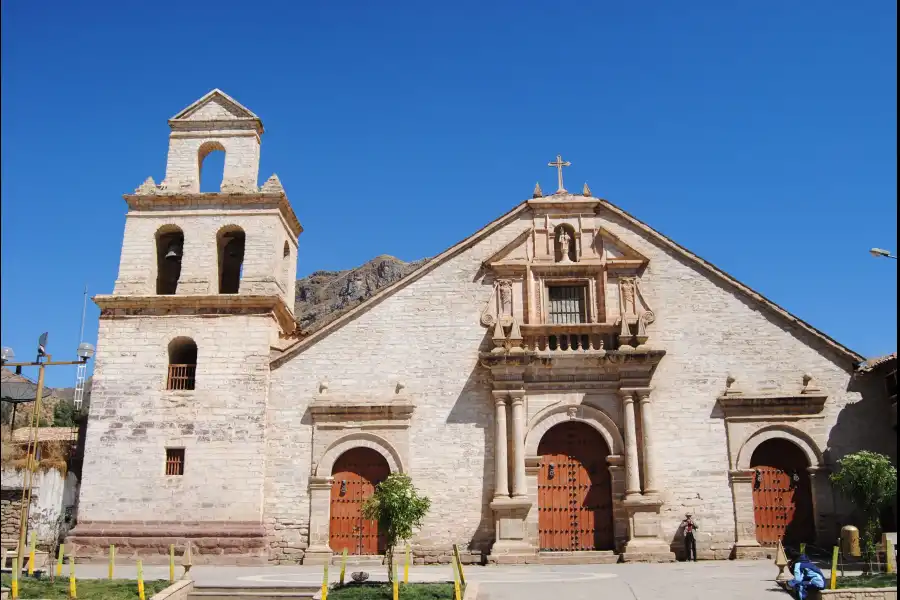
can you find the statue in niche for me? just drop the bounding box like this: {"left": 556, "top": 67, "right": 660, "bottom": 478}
{"left": 621, "top": 277, "right": 636, "bottom": 316}
{"left": 557, "top": 228, "right": 573, "bottom": 263}
{"left": 498, "top": 280, "right": 513, "bottom": 317}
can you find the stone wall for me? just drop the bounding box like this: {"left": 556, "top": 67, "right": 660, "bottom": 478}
{"left": 1, "top": 488, "right": 23, "bottom": 543}
{"left": 819, "top": 588, "right": 898, "bottom": 600}
{"left": 1, "top": 467, "right": 77, "bottom": 546}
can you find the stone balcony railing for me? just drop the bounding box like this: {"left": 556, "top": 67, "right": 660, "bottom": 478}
{"left": 520, "top": 324, "right": 618, "bottom": 353}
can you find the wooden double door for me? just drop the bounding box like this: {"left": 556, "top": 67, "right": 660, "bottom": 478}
{"left": 329, "top": 447, "right": 390, "bottom": 555}
{"left": 750, "top": 439, "right": 815, "bottom": 547}
{"left": 537, "top": 421, "right": 615, "bottom": 551}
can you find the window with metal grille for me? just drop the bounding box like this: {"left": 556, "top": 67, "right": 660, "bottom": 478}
{"left": 548, "top": 286, "right": 586, "bottom": 324}
{"left": 165, "top": 448, "right": 185, "bottom": 476}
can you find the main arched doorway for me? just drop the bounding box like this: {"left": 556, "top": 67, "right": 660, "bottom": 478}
{"left": 750, "top": 438, "right": 815, "bottom": 547}
{"left": 329, "top": 447, "right": 390, "bottom": 554}
{"left": 537, "top": 421, "right": 614, "bottom": 551}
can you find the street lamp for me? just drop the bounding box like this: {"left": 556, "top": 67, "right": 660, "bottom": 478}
{"left": 870, "top": 248, "right": 897, "bottom": 260}
{"left": 1, "top": 333, "right": 95, "bottom": 576}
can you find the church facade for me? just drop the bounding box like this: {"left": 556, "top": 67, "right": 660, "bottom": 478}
{"left": 69, "top": 90, "right": 895, "bottom": 565}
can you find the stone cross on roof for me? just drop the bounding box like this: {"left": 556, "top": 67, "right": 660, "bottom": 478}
{"left": 548, "top": 154, "right": 571, "bottom": 194}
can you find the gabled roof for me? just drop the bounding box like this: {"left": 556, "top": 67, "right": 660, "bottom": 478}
{"left": 272, "top": 195, "right": 866, "bottom": 368}
{"left": 169, "top": 89, "right": 263, "bottom": 133}
{"left": 857, "top": 352, "right": 897, "bottom": 373}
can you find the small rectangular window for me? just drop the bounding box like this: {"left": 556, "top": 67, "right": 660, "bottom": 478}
{"left": 548, "top": 285, "right": 587, "bottom": 324}
{"left": 165, "top": 448, "right": 185, "bottom": 476}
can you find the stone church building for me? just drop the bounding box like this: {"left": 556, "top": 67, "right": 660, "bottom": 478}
{"left": 69, "top": 90, "right": 895, "bottom": 565}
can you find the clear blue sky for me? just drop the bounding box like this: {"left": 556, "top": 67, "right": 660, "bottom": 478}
{"left": 2, "top": 1, "right": 896, "bottom": 388}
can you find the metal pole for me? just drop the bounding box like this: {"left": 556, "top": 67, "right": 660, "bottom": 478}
{"left": 17, "top": 360, "right": 46, "bottom": 573}
{"left": 78, "top": 285, "right": 88, "bottom": 344}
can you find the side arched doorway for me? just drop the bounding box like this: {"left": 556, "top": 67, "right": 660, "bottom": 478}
{"left": 750, "top": 439, "right": 815, "bottom": 547}
{"left": 537, "top": 421, "right": 614, "bottom": 551}
{"left": 329, "top": 447, "right": 390, "bottom": 555}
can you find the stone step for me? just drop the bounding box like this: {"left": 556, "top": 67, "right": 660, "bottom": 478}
{"left": 536, "top": 550, "right": 620, "bottom": 564}
{"left": 189, "top": 587, "right": 318, "bottom": 600}
{"left": 330, "top": 554, "right": 385, "bottom": 566}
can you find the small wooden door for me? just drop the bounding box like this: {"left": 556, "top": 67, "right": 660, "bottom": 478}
{"left": 751, "top": 439, "right": 814, "bottom": 547}
{"left": 329, "top": 448, "right": 390, "bottom": 555}
{"left": 538, "top": 421, "right": 614, "bottom": 551}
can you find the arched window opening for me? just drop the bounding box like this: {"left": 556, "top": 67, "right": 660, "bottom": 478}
{"left": 217, "top": 227, "right": 245, "bottom": 294}
{"left": 167, "top": 337, "right": 197, "bottom": 391}
{"left": 554, "top": 224, "right": 577, "bottom": 263}
{"left": 198, "top": 141, "right": 226, "bottom": 193}
{"left": 155, "top": 227, "right": 184, "bottom": 295}
{"left": 282, "top": 241, "right": 292, "bottom": 293}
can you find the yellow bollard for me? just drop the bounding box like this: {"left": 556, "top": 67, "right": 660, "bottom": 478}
{"left": 404, "top": 544, "right": 410, "bottom": 584}
{"left": 108, "top": 544, "right": 115, "bottom": 580}
{"left": 28, "top": 530, "right": 36, "bottom": 576}
{"left": 57, "top": 543, "right": 65, "bottom": 577}
{"left": 830, "top": 545, "right": 839, "bottom": 590}
{"left": 11, "top": 557, "right": 19, "bottom": 599}
{"left": 321, "top": 561, "right": 329, "bottom": 600}
{"left": 69, "top": 554, "right": 77, "bottom": 599}
{"left": 339, "top": 548, "right": 347, "bottom": 585}
{"left": 886, "top": 537, "right": 895, "bottom": 575}
{"left": 169, "top": 544, "right": 175, "bottom": 582}
{"left": 452, "top": 544, "right": 466, "bottom": 588}
{"left": 451, "top": 557, "right": 462, "bottom": 600}
{"left": 393, "top": 562, "right": 399, "bottom": 600}
{"left": 137, "top": 559, "right": 146, "bottom": 600}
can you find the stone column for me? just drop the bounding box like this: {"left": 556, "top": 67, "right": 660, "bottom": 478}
{"left": 303, "top": 476, "right": 335, "bottom": 564}
{"left": 638, "top": 391, "right": 658, "bottom": 495}
{"left": 493, "top": 393, "right": 510, "bottom": 499}
{"left": 620, "top": 390, "right": 641, "bottom": 498}
{"left": 729, "top": 469, "right": 767, "bottom": 559}
{"left": 510, "top": 391, "right": 528, "bottom": 498}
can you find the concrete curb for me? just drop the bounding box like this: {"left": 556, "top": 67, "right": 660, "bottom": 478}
{"left": 150, "top": 579, "right": 194, "bottom": 600}
{"left": 463, "top": 581, "right": 480, "bottom": 599}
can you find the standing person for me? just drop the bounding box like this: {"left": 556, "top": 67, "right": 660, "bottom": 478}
{"left": 681, "top": 513, "right": 698, "bottom": 561}
{"left": 786, "top": 551, "right": 826, "bottom": 600}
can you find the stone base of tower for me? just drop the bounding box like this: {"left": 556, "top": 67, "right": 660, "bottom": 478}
{"left": 66, "top": 521, "right": 268, "bottom": 565}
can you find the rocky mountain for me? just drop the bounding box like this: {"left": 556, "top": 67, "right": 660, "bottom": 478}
{"left": 294, "top": 255, "right": 428, "bottom": 334}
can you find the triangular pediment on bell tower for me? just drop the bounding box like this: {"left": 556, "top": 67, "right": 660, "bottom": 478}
{"left": 169, "top": 89, "right": 264, "bottom": 133}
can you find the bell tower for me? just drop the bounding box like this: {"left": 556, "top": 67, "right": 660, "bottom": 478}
{"left": 70, "top": 90, "right": 302, "bottom": 564}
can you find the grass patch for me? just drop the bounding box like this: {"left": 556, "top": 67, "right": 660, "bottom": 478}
{"left": 0, "top": 575, "right": 171, "bottom": 599}
{"left": 328, "top": 582, "right": 456, "bottom": 599}
{"left": 836, "top": 573, "right": 898, "bottom": 589}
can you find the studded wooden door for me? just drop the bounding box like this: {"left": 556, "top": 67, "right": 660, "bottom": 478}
{"left": 329, "top": 448, "right": 390, "bottom": 555}
{"left": 750, "top": 439, "right": 814, "bottom": 547}
{"left": 537, "top": 421, "right": 614, "bottom": 551}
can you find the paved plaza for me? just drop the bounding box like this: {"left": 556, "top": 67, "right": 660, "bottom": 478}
{"left": 71, "top": 560, "right": 790, "bottom": 599}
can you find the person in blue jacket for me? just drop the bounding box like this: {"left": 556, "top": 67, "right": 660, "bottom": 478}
{"left": 787, "top": 551, "right": 826, "bottom": 600}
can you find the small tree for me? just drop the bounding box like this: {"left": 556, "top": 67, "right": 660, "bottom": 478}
{"left": 361, "top": 473, "right": 431, "bottom": 583}
{"left": 830, "top": 451, "right": 898, "bottom": 570}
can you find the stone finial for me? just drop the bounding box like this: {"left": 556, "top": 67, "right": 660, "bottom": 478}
{"left": 583, "top": 182, "right": 591, "bottom": 197}
{"left": 774, "top": 539, "right": 792, "bottom": 583}
{"left": 491, "top": 320, "right": 507, "bottom": 353}
{"left": 508, "top": 318, "right": 524, "bottom": 353}
{"left": 801, "top": 373, "right": 821, "bottom": 395}
{"left": 261, "top": 173, "right": 285, "bottom": 194}
{"left": 395, "top": 381, "right": 406, "bottom": 395}
{"left": 181, "top": 543, "right": 193, "bottom": 580}
{"left": 532, "top": 182, "right": 543, "bottom": 198}
{"left": 135, "top": 176, "right": 157, "bottom": 194}
{"left": 724, "top": 375, "right": 743, "bottom": 396}
{"left": 319, "top": 380, "right": 329, "bottom": 395}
